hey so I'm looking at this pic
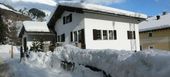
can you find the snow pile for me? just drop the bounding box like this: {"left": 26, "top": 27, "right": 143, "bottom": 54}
{"left": 9, "top": 45, "right": 170, "bottom": 77}
{"left": 10, "top": 51, "right": 103, "bottom": 77}
{"left": 52, "top": 45, "right": 170, "bottom": 77}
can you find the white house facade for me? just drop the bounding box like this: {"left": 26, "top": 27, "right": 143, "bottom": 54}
{"left": 48, "top": 2, "right": 147, "bottom": 51}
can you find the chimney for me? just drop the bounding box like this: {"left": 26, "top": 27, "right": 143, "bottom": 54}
{"left": 162, "top": 11, "right": 167, "bottom": 15}
{"left": 156, "top": 15, "right": 160, "bottom": 20}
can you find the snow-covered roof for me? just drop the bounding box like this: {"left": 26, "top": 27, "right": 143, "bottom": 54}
{"left": 139, "top": 13, "right": 170, "bottom": 32}
{"left": 23, "top": 21, "right": 50, "bottom": 32}
{"left": 57, "top": 1, "right": 147, "bottom": 19}
{"left": 17, "top": 21, "right": 50, "bottom": 38}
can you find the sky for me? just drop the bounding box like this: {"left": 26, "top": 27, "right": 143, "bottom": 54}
{"left": 0, "top": 0, "right": 170, "bottom": 16}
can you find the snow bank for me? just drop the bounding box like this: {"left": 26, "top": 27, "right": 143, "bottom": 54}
{"left": 52, "top": 45, "right": 170, "bottom": 77}
{"left": 9, "top": 45, "right": 170, "bottom": 77}
{"left": 10, "top": 51, "right": 103, "bottom": 77}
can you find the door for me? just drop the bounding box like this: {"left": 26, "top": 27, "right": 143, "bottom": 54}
{"left": 23, "top": 37, "right": 27, "bottom": 52}
{"left": 78, "top": 29, "right": 86, "bottom": 49}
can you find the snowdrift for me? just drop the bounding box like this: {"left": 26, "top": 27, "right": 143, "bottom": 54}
{"left": 52, "top": 45, "right": 170, "bottom": 77}
{"left": 16, "top": 45, "right": 170, "bottom": 77}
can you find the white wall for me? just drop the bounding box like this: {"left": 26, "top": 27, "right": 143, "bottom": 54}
{"left": 55, "top": 11, "right": 85, "bottom": 44}
{"left": 84, "top": 13, "right": 140, "bottom": 51}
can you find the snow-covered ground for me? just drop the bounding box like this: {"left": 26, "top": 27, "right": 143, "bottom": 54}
{"left": 1, "top": 45, "right": 170, "bottom": 77}
{"left": 0, "top": 45, "right": 19, "bottom": 62}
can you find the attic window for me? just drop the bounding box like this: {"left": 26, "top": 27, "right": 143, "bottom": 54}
{"left": 63, "top": 14, "right": 72, "bottom": 24}
{"left": 127, "top": 31, "right": 136, "bottom": 39}
{"left": 149, "top": 32, "right": 152, "bottom": 37}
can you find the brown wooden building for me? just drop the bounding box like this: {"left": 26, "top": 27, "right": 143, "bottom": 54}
{"left": 139, "top": 12, "right": 170, "bottom": 51}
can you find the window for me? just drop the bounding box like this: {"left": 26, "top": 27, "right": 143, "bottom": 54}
{"left": 103, "top": 30, "right": 108, "bottom": 40}
{"left": 70, "top": 32, "right": 73, "bottom": 42}
{"left": 149, "top": 32, "right": 152, "bottom": 37}
{"left": 67, "top": 14, "right": 72, "bottom": 23}
{"left": 74, "top": 31, "right": 77, "bottom": 41}
{"left": 93, "top": 29, "right": 102, "bottom": 40}
{"left": 109, "top": 30, "right": 114, "bottom": 40}
{"left": 78, "top": 30, "right": 82, "bottom": 42}
{"left": 63, "top": 17, "right": 66, "bottom": 24}
{"left": 149, "top": 45, "right": 154, "bottom": 49}
{"left": 61, "top": 34, "right": 65, "bottom": 42}
{"left": 63, "top": 14, "right": 72, "bottom": 24}
{"left": 127, "top": 31, "right": 136, "bottom": 39}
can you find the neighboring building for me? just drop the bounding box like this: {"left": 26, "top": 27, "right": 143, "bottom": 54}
{"left": 17, "top": 21, "right": 55, "bottom": 52}
{"left": 48, "top": 2, "right": 146, "bottom": 51}
{"left": 139, "top": 12, "right": 170, "bottom": 51}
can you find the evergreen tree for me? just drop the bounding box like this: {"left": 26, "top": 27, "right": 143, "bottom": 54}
{"left": 30, "top": 39, "right": 44, "bottom": 52}
{"left": 28, "top": 8, "right": 46, "bottom": 21}
{"left": 0, "top": 15, "right": 7, "bottom": 44}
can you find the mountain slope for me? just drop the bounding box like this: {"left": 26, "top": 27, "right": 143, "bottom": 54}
{"left": 0, "top": 3, "right": 31, "bottom": 45}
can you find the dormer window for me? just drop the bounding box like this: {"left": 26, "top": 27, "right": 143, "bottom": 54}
{"left": 156, "top": 15, "right": 160, "bottom": 20}
{"left": 63, "top": 14, "right": 72, "bottom": 24}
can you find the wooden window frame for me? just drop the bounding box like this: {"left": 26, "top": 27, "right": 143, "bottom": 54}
{"left": 93, "top": 29, "right": 102, "bottom": 40}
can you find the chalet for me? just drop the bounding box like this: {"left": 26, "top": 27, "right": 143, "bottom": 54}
{"left": 48, "top": 2, "right": 147, "bottom": 51}
{"left": 139, "top": 12, "right": 170, "bottom": 51}
{"left": 17, "top": 21, "right": 55, "bottom": 52}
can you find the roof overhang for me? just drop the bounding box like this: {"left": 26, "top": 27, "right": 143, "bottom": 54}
{"left": 140, "top": 27, "right": 170, "bottom": 33}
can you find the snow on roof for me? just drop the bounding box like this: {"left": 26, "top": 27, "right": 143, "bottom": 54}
{"left": 139, "top": 13, "right": 170, "bottom": 32}
{"left": 57, "top": 1, "right": 147, "bottom": 19}
{"left": 23, "top": 21, "right": 50, "bottom": 32}
{"left": 0, "top": 3, "right": 13, "bottom": 11}
{"left": 17, "top": 21, "right": 50, "bottom": 37}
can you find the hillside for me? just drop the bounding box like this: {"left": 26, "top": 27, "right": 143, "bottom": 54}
{"left": 0, "top": 3, "right": 31, "bottom": 45}
{"left": 0, "top": 3, "right": 30, "bottom": 21}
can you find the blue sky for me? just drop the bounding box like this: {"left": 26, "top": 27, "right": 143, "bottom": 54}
{"left": 110, "top": 0, "right": 170, "bottom": 16}
{"left": 0, "top": 0, "right": 170, "bottom": 16}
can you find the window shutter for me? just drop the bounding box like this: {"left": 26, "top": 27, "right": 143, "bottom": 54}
{"left": 70, "top": 32, "right": 73, "bottom": 42}
{"left": 133, "top": 31, "right": 136, "bottom": 39}
{"left": 114, "top": 30, "right": 117, "bottom": 40}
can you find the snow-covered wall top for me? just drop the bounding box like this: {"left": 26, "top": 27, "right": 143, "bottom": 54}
{"left": 23, "top": 21, "right": 50, "bottom": 32}
{"left": 57, "top": 1, "right": 147, "bottom": 19}
{"left": 139, "top": 13, "right": 170, "bottom": 32}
